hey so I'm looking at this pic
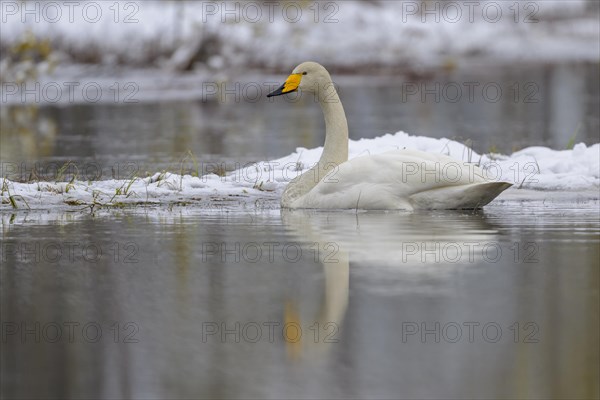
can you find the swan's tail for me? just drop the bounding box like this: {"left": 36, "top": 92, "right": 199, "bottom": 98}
{"left": 410, "top": 181, "right": 512, "bottom": 210}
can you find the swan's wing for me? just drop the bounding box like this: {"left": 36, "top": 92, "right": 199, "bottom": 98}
{"left": 293, "top": 150, "right": 511, "bottom": 209}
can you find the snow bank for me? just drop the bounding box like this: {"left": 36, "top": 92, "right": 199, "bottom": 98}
{"left": 1, "top": 0, "right": 598, "bottom": 77}
{"left": 2, "top": 132, "right": 598, "bottom": 210}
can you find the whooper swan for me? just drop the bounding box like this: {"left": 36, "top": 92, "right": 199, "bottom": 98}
{"left": 267, "top": 62, "right": 512, "bottom": 210}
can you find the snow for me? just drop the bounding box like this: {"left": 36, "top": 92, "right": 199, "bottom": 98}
{"left": 2, "top": 132, "right": 598, "bottom": 210}
{"left": 1, "top": 0, "right": 598, "bottom": 78}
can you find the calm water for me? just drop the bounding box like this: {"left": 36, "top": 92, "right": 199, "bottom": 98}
{"left": 1, "top": 61, "right": 599, "bottom": 399}
{"left": 1, "top": 62, "right": 599, "bottom": 181}
{"left": 1, "top": 199, "right": 599, "bottom": 399}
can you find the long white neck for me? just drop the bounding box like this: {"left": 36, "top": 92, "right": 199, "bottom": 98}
{"left": 317, "top": 83, "right": 349, "bottom": 167}
{"left": 281, "top": 82, "right": 349, "bottom": 208}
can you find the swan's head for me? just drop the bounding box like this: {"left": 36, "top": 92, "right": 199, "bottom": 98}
{"left": 267, "top": 61, "right": 332, "bottom": 97}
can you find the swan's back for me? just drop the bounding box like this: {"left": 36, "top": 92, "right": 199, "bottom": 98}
{"left": 287, "top": 149, "right": 512, "bottom": 210}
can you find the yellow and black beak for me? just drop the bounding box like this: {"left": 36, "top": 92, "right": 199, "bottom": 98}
{"left": 267, "top": 73, "right": 302, "bottom": 97}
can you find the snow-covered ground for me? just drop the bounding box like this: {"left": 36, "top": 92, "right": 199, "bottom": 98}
{"left": 1, "top": 0, "right": 599, "bottom": 81}
{"left": 2, "top": 131, "right": 598, "bottom": 211}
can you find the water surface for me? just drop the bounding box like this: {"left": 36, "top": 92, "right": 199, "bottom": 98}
{"left": 1, "top": 198, "right": 598, "bottom": 399}
{"left": 1, "top": 62, "right": 598, "bottom": 180}
{"left": 1, "top": 61, "right": 599, "bottom": 399}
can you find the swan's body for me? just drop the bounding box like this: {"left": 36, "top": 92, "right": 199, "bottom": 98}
{"left": 268, "top": 62, "right": 511, "bottom": 210}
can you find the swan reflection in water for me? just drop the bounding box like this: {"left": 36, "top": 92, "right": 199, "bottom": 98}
{"left": 279, "top": 209, "right": 502, "bottom": 359}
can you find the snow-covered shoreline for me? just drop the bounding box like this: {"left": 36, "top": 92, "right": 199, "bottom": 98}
{"left": 1, "top": 0, "right": 598, "bottom": 82}
{"left": 2, "top": 132, "right": 598, "bottom": 211}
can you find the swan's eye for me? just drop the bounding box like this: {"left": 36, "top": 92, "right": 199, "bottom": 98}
{"left": 302, "top": 72, "right": 307, "bottom": 75}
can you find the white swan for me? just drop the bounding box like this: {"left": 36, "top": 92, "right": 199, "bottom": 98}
{"left": 268, "top": 62, "right": 512, "bottom": 210}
